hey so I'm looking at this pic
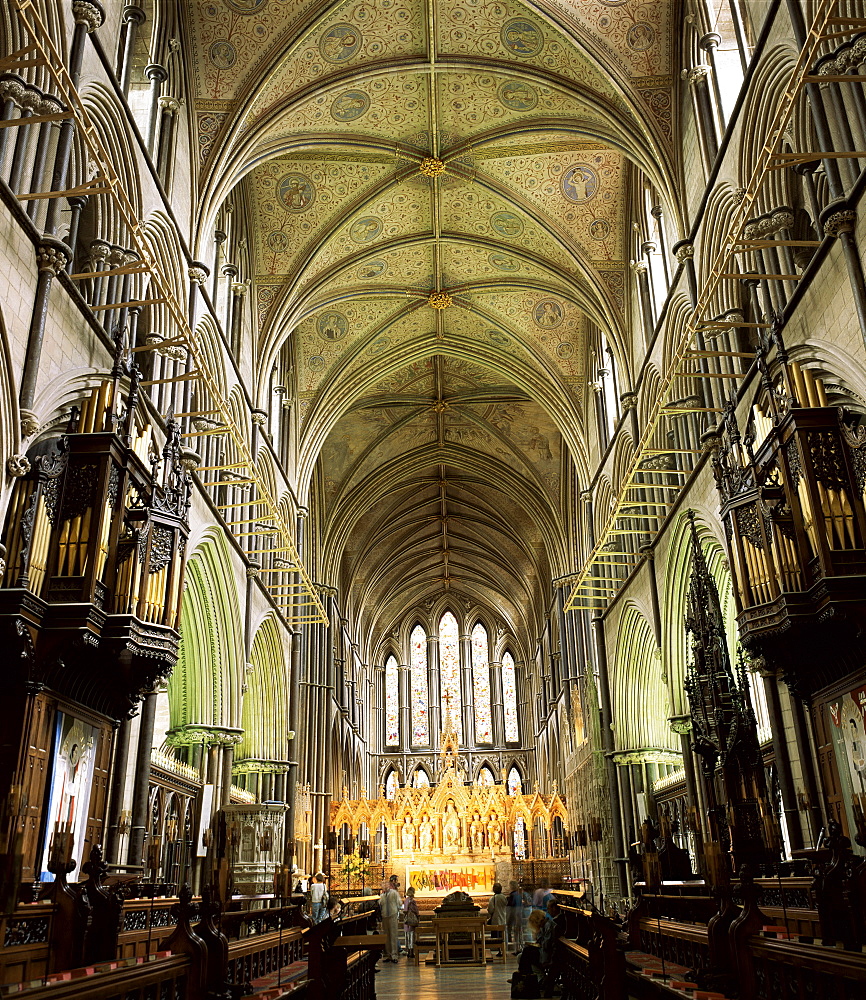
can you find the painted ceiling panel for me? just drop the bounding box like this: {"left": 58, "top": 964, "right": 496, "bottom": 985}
{"left": 183, "top": 0, "right": 677, "bottom": 643}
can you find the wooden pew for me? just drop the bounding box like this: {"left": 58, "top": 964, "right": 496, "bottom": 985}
{"left": 554, "top": 905, "right": 625, "bottom": 1000}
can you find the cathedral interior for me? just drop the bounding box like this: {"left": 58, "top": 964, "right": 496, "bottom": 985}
{"left": 1, "top": 1, "right": 866, "bottom": 998}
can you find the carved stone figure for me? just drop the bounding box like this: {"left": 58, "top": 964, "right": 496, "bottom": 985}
{"left": 443, "top": 801, "right": 461, "bottom": 851}
{"left": 419, "top": 813, "right": 434, "bottom": 853}
{"left": 487, "top": 812, "right": 503, "bottom": 849}
{"left": 470, "top": 812, "right": 484, "bottom": 850}
{"left": 401, "top": 814, "right": 416, "bottom": 852}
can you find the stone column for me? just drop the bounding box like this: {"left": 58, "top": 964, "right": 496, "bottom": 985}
{"left": 592, "top": 615, "right": 627, "bottom": 895}
{"left": 19, "top": 239, "right": 72, "bottom": 420}
{"left": 631, "top": 259, "right": 655, "bottom": 343}
{"left": 44, "top": 2, "right": 105, "bottom": 234}
{"left": 762, "top": 673, "right": 804, "bottom": 851}
{"left": 427, "top": 632, "right": 441, "bottom": 747}
{"left": 119, "top": 5, "right": 147, "bottom": 94}
{"left": 144, "top": 63, "right": 168, "bottom": 151}
{"left": 399, "top": 664, "right": 411, "bottom": 752}
{"left": 490, "top": 659, "right": 505, "bottom": 747}
{"left": 683, "top": 65, "right": 718, "bottom": 167}
{"left": 823, "top": 208, "right": 866, "bottom": 346}
{"left": 127, "top": 689, "right": 158, "bottom": 867}
{"left": 459, "top": 631, "right": 474, "bottom": 745}
{"left": 230, "top": 280, "right": 248, "bottom": 357}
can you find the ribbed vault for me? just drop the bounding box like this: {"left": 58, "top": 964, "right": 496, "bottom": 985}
{"left": 181, "top": 0, "right": 679, "bottom": 651}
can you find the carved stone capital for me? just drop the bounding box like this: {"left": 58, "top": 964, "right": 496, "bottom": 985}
{"left": 231, "top": 281, "right": 249, "bottom": 297}
{"left": 188, "top": 260, "right": 210, "bottom": 283}
{"left": 251, "top": 408, "right": 268, "bottom": 426}
{"left": 246, "top": 562, "right": 261, "bottom": 579}
{"left": 672, "top": 240, "right": 694, "bottom": 262}
{"left": 699, "top": 32, "right": 722, "bottom": 51}
{"left": 20, "top": 409, "right": 39, "bottom": 438}
{"left": 630, "top": 259, "right": 648, "bottom": 275}
{"left": 221, "top": 262, "right": 239, "bottom": 279}
{"left": 38, "top": 94, "right": 65, "bottom": 118}
{"left": 19, "top": 88, "right": 42, "bottom": 114}
{"left": 669, "top": 715, "right": 692, "bottom": 735}
{"left": 72, "top": 1, "right": 106, "bottom": 32}
{"left": 0, "top": 75, "right": 27, "bottom": 105}
{"left": 682, "top": 65, "right": 710, "bottom": 85}
{"left": 36, "top": 237, "right": 72, "bottom": 274}
{"left": 7, "top": 454, "right": 31, "bottom": 477}
{"left": 824, "top": 209, "right": 857, "bottom": 238}
{"left": 158, "top": 95, "right": 181, "bottom": 114}
{"left": 122, "top": 4, "right": 147, "bottom": 26}
{"left": 179, "top": 448, "right": 201, "bottom": 471}
{"left": 145, "top": 63, "right": 168, "bottom": 84}
{"left": 578, "top": 489, "right": 593, "bottom": 504}
{"left": 620, "top": 390, "right": 638, "bottom": 411}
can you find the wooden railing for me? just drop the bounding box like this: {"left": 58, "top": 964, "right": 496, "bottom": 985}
{"left": 556, "top": 905, "right": 625, "bottom": 1000}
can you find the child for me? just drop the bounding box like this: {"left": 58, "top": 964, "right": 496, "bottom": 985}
{"left": 402, "top": 886, "right": 420, "bottom": 957}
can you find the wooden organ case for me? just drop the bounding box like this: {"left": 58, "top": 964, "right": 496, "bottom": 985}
{"left": 0, "top": 353, "right": 192, "bottom": 886}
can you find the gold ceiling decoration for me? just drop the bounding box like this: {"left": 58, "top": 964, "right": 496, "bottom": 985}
{"left": 428, "top": 291, "right": 453, "bottom": 310}
{"left": 419, "top": 156, "right": 446, "bottom": 177}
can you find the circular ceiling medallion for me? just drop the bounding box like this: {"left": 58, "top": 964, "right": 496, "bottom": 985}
{"left": 331, "top": 90, "right": 370, "bottom": 121}
{"left": 561, "top": 163, "right": 599, "bottom": 203}
{"left": 589, "top": 218, "right": 610, "bottom": 241}
{"left": 498, "top": 79, "right": 538, "bottom": 111}
{"left": 556, "top": 342, "right": 575, "bottom": 359}
{"left": 488, "top": 252, "right": 520, "bottom": 271}
{"left": 627, "top": 22, "right": 655, "bottom": 51}
{"left": 358, "top": 259, "right": 387, "bottom": 278}
{"left": 534, "top": 299, "right": 564, "bottom": 329}
{"left": 267, "top": 231, "right": 290, "bottom": 253}
{"left": 320, "top": 24, "right": 363, "bottom": 63}
{"left": 370, "top": 337, "right": 391, "bottom": 355}
{"left": 317, "top": 311, "right": 349, "bottom": 341}
{"left": 225, "top": 0, "right": 267, "bottom": 12}
{"left": 307, "top": 355, "right": 326, "bottom": 372}
{"left": 278, "top": 173, "right": 315, "bottom": 212}
{"left": 501, "top": 18, "right": 543, "bottom": 57}
{"left": 490, "top": 212, "right": 524, "bottom": 238}
{"left": 350, "top": 217, "right": 383, "bottom": 243}
{"left": 209, "top": 40, "right": 236, "bottom": 69}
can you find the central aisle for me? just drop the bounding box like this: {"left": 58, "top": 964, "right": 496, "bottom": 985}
{"left": 373, "top": 955, "right": 517, "bottom": 999}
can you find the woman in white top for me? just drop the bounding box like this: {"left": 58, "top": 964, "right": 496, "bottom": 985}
{"left": 310, "top": 872, "right": 328, "bottom": 923}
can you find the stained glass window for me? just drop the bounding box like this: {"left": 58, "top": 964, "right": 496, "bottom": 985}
{"left": 410, "top": 625, "right": 429, "bottom": 744}
{"left": 513, "top": 817, "right": 527, "bottom": 860}
{"left": 385, "top": 770, "right": 399, "bottom": 800}
{"left": 471, "top": 622, "right": 493, "bottom": 743}
{"left": 507, "top": 766, "right": 522, "bottom": 796}
{"left": 385, "top": 655, "right": 399, "bottom": 746}
{"left": 438, "top": 611, "right": 461, "bottom": 740}
{"left": 477, "top": 765, "right": 495, "bottom": 786}
{"left": 502, "top": 651, "right": 519, "bottom": 742}
{"left": 413, "top": 768, "right": 431, "bottom": 788}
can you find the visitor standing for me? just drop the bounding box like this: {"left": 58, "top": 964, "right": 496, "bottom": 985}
{"left": 487, "top": 882, "right": 508, "bottom": 955}
{"left": 309, "top": 872, "right": 329, "bottom": 923}
{"left": 402, "top": 886, "right": 420, "bottom": 957}
{"left": 379, "top": 876, "right": 401, "bottom": 962}
{"left": 506, "top": 879, "right": 524, "bottom": 954}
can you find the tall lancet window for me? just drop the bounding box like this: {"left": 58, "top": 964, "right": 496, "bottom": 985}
{"left": 502, "top": 651, "right": 519, "bottom": 742}
{"left": 385, "top": 655, "right": 399, "bottom": 747}
{"left": 438, "top": 611, "right": 461, "bottom": 740}
{"left": 410, "top": 624, "right": 429, "bottom": 744}
{"left": 472, "top": 622, "right": 493, "bottom": 743}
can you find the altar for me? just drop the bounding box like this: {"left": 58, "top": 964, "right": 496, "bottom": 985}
{"left": 329, "top": 706, "right": 567, "bottom": 881}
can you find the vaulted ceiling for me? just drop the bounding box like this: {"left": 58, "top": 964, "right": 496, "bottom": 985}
{"left": 183, "top": 0, "right": 680, "bottom": 649}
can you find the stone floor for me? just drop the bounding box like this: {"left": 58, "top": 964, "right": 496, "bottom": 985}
{"left": 373, "top": 952, "right": 518, "bottom": 998}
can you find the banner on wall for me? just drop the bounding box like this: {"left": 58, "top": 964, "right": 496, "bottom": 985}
{"left": 404, "top": 863, "right": 496, "bottom": 896}
{"left": 40, "top": 711, "right": 100, "bottom": 881}
{"left": 828, "top": 686, "right": 866, "bottom": 798}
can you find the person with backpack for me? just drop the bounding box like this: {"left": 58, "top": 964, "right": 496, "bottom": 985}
{"left": 506, "top": 879, "right": 524, "bottom": 954}
{"left": 402, "top": 886, "right": 420, "bottom": 957}
{"left": 309, "top": 872, "right": 329, "bottom": 924}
